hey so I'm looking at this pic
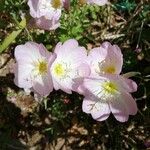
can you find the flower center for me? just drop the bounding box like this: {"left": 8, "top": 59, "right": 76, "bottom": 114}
{"left": 78, "top": 0, "right": 87, "bottom": 5}
{"left": 51, "top": 0, "right": 62, "bottom": 9}
{"left": 37, "top": 60, "right": 48, "bottom": 75}
{"left": 103, "top": 66, "right": 116, "bottom": 74}
{"left": 102, "top": 81, "right": 117, "bottom": 95}
{"left": 54, "top": 63, "right": 65, "bottom": 76}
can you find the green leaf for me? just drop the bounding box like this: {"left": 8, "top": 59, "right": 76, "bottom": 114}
{"left": 123, "top": 72, "right": 141, "bottom": 78}
{"left": 0, "top": 18, "right": 26, "bottom": 53}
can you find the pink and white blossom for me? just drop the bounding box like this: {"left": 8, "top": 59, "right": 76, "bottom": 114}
{"left": 50, "top": 39, "right": 90, "bottom": 94}
{"left": 14, "top": 42, "right": 56, "bottom": 97}
{"left": 86, "top": 0, "right": 108, "bottom": 6}
{"left": 88, "top": 41, "right": 123, "bottom": 76}
{"left": 28, "top": 0, "right": 63, "bottom": 19}
{"left": 28, "top": 0, "right": 66, "bottom": 30}
{"left": 34, "top": 16, "right": 60, "bottom": 30}
{"left": 82, "top": 74, "right": 138, "bottom": 122}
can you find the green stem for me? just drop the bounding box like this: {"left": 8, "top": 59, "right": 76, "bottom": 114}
{"left": 0, "top": 18, "right": 26, "bottom": 54}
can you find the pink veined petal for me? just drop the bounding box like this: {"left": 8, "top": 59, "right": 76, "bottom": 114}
{"left": 53, "top": 76, "right": 73, "bottom": 94}
{"left": 77, "top": 63, "right": 91, "bottom": 77}
{"left": 53, "top": 79, "right": 60, "bottom": 90}
{"left": 53, "top": 41, "right": 88, "bottom": 70}
{"left": 121, "top": 77, "right": 138, "bottom": 93}
{"left": 38, "top": 44, "right": 53, "bottom": 60}
{"left": 51, "top": 59, "right": 73, "bottom": 94}
{"left": 59, "top": 47, "right": 87, "bottom": 67}
{"left": 91, "top": 101, "right": 110, "bottom": 120}
{"left": 109, "top": 97, "right": 129, "bottom": 122}
{"left": 15, "top": 45, "right": 35, "bottom": 63}
{"left": 96, "top": 113, "right": 110, "bottom": 121}
{"left": 15, "top": 42, "right": 44, "bottom": 62}
{"left": 111, "top": 45, "right": 123, "bottom": 74}
{"left": 82, "top": 98, "right": 96, "bottom": 114}
{"left": 50, "top": 60, "right": 74, "bottom": 94}
{"left": 53, "top": 79, "right": 72, "bottom": 94}
{"left": 110, "top": 75, "right": 138, "bottom": 93}
{"left": 33, "top": 74, "right": 53, "bottom": 97}
{"left": 28, "top": 0, "right": 39, "bottom": 18}
{"left": 102, "top": 74, "right": 137, "bottom": 94}
{"left": 62, "top": 39, "right": 79, "bottom": 50}
{"left": 87, "top": 47, "right": 107, "bottom": 76}
{"left": 46, "top": 8, "right": 62, "bottom": 20}
{"left": 88, "top": 47, "right": 107, "bottom": 62}
{"left": 87, "top": 0, "right": 108, "bottom": 5}
{"left": 70, "top": 47, "right": 87, "bottom": 67}
{"left": 83, "top": 77, "right": 105, "bottom": 98}
{"left": 101, "top": 41, "right": 111, "bottom": 49}
{"left": 48, "top": 53, "right": 57, "bottom": 67}
{"left": 88, "top": 47, "right": 107, "bottom": 65}
{"left": 121, "top": 92, "right": 138, "bottom": 115}
{"left": 94, "top": 0, "right": 108, "bottom": 6}
{"left": 14, "top": 62, "right": 33, "bottom": 89}
{"left": 100, "top": 41, "right": 123, "bottom": 74}
{"left": 53, "top": 42, "right": 63, "bottom": 54}
{"left": 82, "top": 97, "right": 110, "bottom": 120}
{"left": 55, "top": 40, "right": 87, "bottom": 64}
{"left": 114, "top": 112, "right": 129, "bottom": 122}
{"left": 54, "top": 39, "right": 79, "bottom": 56}
{"left": 72, "top": 78, "right": 86, "bottom": 95}
{"left": 35, "top": 17, "right": 60, "bottom": 31}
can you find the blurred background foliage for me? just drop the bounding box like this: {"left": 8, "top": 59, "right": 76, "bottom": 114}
{"left": 0, "top": 0, "right": 150, "bottom": 149}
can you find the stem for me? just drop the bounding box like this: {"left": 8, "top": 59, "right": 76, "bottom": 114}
{"left": 0, "top": 18, "right": 26, "bottom": 54}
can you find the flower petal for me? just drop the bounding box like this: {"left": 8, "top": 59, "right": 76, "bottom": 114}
{"left": 101, "top": 42, "right": 123, "bottom": 74}
{"left": 88, "top": 47, "right": 107, "bottom": 75}
{"left": 82, "top": 98, "right": 95, "bottom": 114}
{"left": 122, "top": 92, "right": 138, "bottom": 115}
{"left": 109, "top": 98, "right": 129, "bottom": 122}
{"left": 77, "top": 63, "right": 91, "bottom": 77}
{"left": 35, "top": 17, "right": 60, "bottom": 30}
{"left": 14, "top": 62, "right": 33, "bottom": 89}
{"left": 15, "top": 42, "right": 43, "bottom": 62}
{"left": 96, "top": 113, "right": 110, "bottom": 121}
{"left": 28, "top": 0, "right": 39, "bottom": 18}
{"left": 82, "top": 97, "right": 110, "bottom": 120}
{"left": 83, "top": 77, "right": 105, "bottom": 98}
{"left": 87, "top": 0, "right": 108, "bottom": 6}
{"left": 33, "top": 74, "right": 53, "bottom": 97}
{"left": 53, "top": 78, "right": 72, "bottom": 94}
{"left": 122, "top": 78, "right": 137, "bottom": 93}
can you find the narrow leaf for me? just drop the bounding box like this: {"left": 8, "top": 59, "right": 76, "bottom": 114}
{"left": 0, "top": 18, "right": 26, "bottom": 53}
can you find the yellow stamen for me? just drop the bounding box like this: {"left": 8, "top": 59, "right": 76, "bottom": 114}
{"left": 51, "top": 0, "right": 62, "bottom": 9}
{"left": 54, "top": 63, "right": 65, "bottom": 76}
{"left": 104, "top": 66, "right": 116, "bottom": 74}
{"left": 102, "top": 82, "right": 117, "bottom": 94}
{"left": 78, "top": 0, "right": 87, "bottom": 5}
{"left": 37, "top": 61, "right": 48, "bottom": 75}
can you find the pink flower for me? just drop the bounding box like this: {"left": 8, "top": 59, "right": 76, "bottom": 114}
{"left": 34, "top": 16, "right": 60, "bottom": 30}
{"left": 14, "top": 42, "right": 56, "bottom": 97}
{"left": 86, "top": 0, "right": 108, "bottom": 6}
{"left": 28, "top": 0, "right": 63, "bottom": 19}
{"left": 50, "top": 39, "right": 90, "bottom": 94}
{"left": 28, "top": 0, "right": 66, "bottom": 30}
{"left": 82, "top": 74, "right": 138, "bottom": 122}
{"left": 88, "top": 41, "right": 123, "bottom": 76}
